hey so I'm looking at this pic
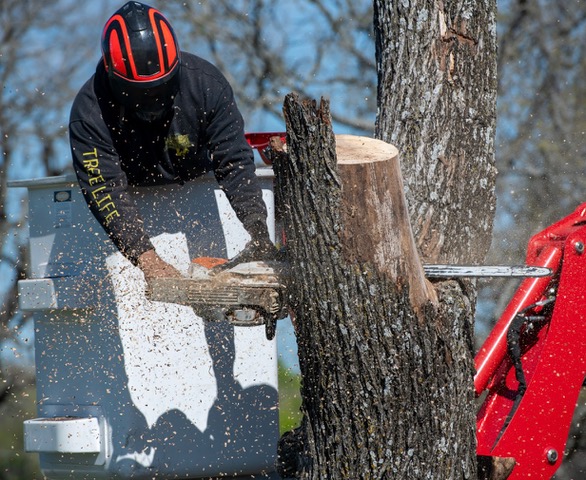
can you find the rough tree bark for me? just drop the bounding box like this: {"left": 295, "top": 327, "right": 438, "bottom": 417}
{"left": 275, "top": 0, "right": 497, "bottom": 478}
{"left": 375, "top": 0, "right": 499, "bottom": 477}
{"left": 274, "top": 94, "right": 477, "bottom": 479}
{"left": 374, "top": 0, "right": 497, "bottom": 266}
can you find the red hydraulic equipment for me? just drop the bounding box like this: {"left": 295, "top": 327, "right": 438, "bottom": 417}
{"left": 475, "top": 203, "right": 586, "bottom": 479}
{"left": 245, "top": 132, "right": 286, "bottom": 165}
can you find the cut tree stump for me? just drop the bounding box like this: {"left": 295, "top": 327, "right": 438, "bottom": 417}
{"left": 273, "top": 93, "right": 476, "bottom": 479}
{"left": 336, "top": 134, "right": 437, "bottom": 310}
{"left": 265, "top": 132, "right": 437, "bottom": 312}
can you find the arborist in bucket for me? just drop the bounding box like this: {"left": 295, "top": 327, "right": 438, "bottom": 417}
{"left": 69, "top": 1, "right": 275, "bottom": 282}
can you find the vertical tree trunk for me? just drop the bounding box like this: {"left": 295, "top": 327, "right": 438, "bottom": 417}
{"left": 374, "top": 0, "right": 498, "bottom": 477}
{"left": 274, "top": 94, "right": 477, "bottom": 479}
{"left": 374, "top": 0, "right": 497, "bottom": 265}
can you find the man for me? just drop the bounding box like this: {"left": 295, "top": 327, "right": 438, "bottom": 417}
{"left": 69, "top": 1, "right": 275, "bottom": 282}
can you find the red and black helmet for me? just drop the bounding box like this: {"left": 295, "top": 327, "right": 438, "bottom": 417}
{"left": 102, "top": 2, "right": 180, "bottom": 119}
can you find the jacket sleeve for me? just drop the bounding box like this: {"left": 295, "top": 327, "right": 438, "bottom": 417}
{"left": 70, "top": 118, "right": 154, "bottom": 264}
{"left": 207, "top": 84, "right": 269, "bottom": 238}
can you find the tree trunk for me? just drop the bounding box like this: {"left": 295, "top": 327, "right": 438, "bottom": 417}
{"left": 374, "top": 0, "right": 497, "bottom": 265}
{"left": 373, "top": 0, "right": 498, "bottom": 478}
{"left": 274, "top": 94, "right": 477, "bottom": 479}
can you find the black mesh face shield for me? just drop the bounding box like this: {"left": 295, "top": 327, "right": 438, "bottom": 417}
{"left": 109, "top": 66, "right": 180, "bottom": 121}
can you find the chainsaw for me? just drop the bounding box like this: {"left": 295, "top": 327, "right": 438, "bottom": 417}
{"left": 147, "top": 261, "right": 288, "bottom": 340}
{"left": 147, "top": 260, "right": 551, "bottom": 340}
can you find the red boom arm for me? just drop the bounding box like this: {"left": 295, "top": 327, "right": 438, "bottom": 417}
{"left": 475, "top": 203, "right": 586, "bottom": 478}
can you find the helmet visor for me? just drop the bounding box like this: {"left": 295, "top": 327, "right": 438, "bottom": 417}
{"left": 109, "top": 68, "right": 180, "bottom": 119}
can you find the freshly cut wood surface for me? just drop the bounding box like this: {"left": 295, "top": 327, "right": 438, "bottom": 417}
{"left": 336, "top": 134, "right": 436, "bottom": 308}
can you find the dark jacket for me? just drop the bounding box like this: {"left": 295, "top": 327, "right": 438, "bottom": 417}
{"left": 70, "top": 52, "right": 267, "bottom": 263}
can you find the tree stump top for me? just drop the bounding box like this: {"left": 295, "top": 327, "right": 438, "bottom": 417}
{"left": 335, "top": 134, "right": 399, "bottom": 165}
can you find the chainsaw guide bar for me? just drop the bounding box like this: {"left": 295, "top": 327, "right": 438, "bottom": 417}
{"left": 422, "top": 265, "right": 553, "bottom": 278}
